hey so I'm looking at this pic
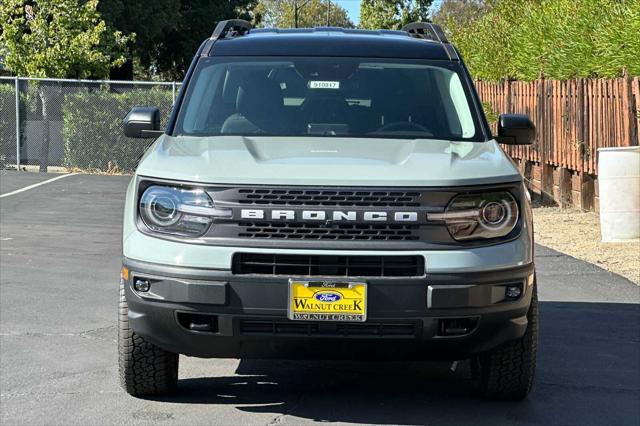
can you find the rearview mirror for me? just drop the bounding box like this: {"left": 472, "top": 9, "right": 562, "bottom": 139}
{"left": 123, "top": 107, "right": 162, "bottom": 138}
{"left": 495, "top": 114, "right": 535, "bottom": 145}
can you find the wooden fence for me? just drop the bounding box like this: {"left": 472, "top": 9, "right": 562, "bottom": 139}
{"left": 476, "top": 77, "right": 640, "bottom": 176}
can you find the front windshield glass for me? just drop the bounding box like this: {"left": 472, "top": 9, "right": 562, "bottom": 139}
{"left": 174, "top": 57, "right": 484, "bottom": 141}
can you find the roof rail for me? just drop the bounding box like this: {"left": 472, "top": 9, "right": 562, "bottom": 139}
{"left": 202, "top": 19, "right": 252, "bottom": 56}
{"left": 401, "top": 22, "right": 458, "bottom": 61}
{"left": 402, "top": 22, "right": 448, "bottom": 43}
{"left": 211, "top": 19, "right": 252, "bottom": 40}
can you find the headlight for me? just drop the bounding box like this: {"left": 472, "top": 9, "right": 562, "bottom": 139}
{"left": 427, "top": 192, "right": 519, "bottom": 241}
{"left": 139, "top": 185, "right": 221, "bottom": 237}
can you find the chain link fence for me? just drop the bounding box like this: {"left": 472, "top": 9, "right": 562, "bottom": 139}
{"left": 0, "top": 76, "right": 180, "bottom": 173}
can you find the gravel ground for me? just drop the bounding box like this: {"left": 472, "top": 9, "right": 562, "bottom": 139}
{"left": 533, "top": 207, "right": 640, "bottom": 284}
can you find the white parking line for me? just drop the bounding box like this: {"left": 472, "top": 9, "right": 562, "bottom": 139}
{"left": 0, "top": 173, "right": 79, "bottom": 198}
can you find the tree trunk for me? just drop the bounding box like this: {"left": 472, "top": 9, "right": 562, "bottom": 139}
{"left": 38, "top": 85, "right": 50, "bottom": 173}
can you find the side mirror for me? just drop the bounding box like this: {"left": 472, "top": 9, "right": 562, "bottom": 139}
{"left": 495, "top": 114, "right": 535, "bottom": 145}
{"left": 123, "top": 107, "right": 162, "bottom": 138}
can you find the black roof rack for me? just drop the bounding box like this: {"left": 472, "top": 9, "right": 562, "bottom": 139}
{"left": 203, "top": 19, "right": 253, "bottom": 55}
{"left": 211, "top": 19, "right": 252, "bottom": 39}
{"left": 402, "top": 22, "right": 459, "bottom": 61}
{"left": 200, "top": 20, "right": 458, "bottom": 61}
{"left": 402, "top": 22, "right": 448, "bottom": 43}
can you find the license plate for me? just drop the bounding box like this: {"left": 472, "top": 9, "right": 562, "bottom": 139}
{"left": 288, "top": 279, "right": 367, "bottom": 322}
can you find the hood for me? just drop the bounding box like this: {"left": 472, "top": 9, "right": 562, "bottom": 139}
{"left": 136, "top": 135, "right": 521, "bottom": 186}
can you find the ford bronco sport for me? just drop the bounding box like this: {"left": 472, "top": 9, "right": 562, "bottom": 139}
{"left": 119, "top": 20, "right": 538, "bottom": 399}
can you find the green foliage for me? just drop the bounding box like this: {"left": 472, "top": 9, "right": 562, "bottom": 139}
{"left": 255, "top": 0, "right": 354, "bottom": 28}
{"left": 0, "top": 84, "right": 16, "bottom": 167}
{"left": 62, "top": 88, "right": 173, "bottom": 172}
{"left": 431, "top": 0, "right": 487, "bottom": 28}
{"left": 100, "top": 0, "right": 257, "bottom": 80}
{"left": 359, "top": 0, "right": 433, "bottom": 30}
{"left": 435, "top": 0, "right": 640, "bottom": 81}
{"left": 481, "top": 101, "right": 498, "bottom": 125}
{"left": 97, "top": 0, "right": 179, "bottom": 79}
{"left": 145, "top": 0, "right": 257, "bottom": 80}
{"left": 0, "top": 0, "right": 130, "bottom": 79}
{"left": 0, "top": 83, "right": 34, "bottom": 168}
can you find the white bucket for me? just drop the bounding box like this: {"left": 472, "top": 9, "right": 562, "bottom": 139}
{"left": 597, "top": 146, "right": 640, "bottom": 242}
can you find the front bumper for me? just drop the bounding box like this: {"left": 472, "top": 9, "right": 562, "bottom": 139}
{"left": 123, "top": 257, "right": 535, "bottom": 360}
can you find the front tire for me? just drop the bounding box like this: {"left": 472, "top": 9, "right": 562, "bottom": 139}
{"left": 472, "top": 281, "right": 538, "bottom": 400}
{"left": 118, "top": 283, "right": 179, "bottom": 396}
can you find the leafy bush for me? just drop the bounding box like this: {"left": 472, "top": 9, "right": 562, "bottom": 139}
{"left": 0, "top": 83, "right": 16, "bottom": 168}
{"left": 436, "top": 0, "right": 640, "bottom": 81}
{"left": 481, "top": 101, "right": 498, "bottom": 126}
{"left": 62, "top": 88, "right": 173, "bottom": 172}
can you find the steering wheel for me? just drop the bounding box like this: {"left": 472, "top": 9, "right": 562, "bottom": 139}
{"left": 376, "top": 121, "right": 432, "bottom": 134}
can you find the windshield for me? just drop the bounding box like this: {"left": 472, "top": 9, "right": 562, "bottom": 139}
{"left": 173, "top": 57, "right": 485, "bottom": 141}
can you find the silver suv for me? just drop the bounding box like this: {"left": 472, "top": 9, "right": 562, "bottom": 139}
{"left": 119, "top": 20, "right": 538, "bottom": 399}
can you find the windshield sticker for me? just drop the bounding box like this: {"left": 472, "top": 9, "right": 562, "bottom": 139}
{"left": 309, "top": 81, "right": 340, "bottom": 90}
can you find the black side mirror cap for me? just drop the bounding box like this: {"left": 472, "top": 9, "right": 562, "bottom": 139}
{"left": 495, "top": 114, "right": 535, "bottom": 145}
{"left": 123, "top": 107, "right": 162, "bottom": 138}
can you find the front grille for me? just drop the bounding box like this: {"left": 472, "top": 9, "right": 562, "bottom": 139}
{"left": 236, "top": 188, "right": 422, "bottom": 207}
{"left": 237, "top": 222, "right": 420, "bottom": 241}
{"left": 240, "top": 320, "right": 418, "bottom": 338}
{"left": 232, "top": 254, "right": 425, "bottom": 277}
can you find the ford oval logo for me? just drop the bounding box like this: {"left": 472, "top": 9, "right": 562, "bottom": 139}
{"left": 315, "top": 292, "right": 342, "bottom": 303}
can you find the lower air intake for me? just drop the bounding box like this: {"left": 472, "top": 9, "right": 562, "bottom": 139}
{"left": 232, "top": 254, "right": 425, "bottom": 277}
{"left": 240, "top": 320, "right": 418, "bottom": 338}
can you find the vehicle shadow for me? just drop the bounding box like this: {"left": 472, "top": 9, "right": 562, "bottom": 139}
{"left": 154, "top": 302, "right": 640, "bottom": 425}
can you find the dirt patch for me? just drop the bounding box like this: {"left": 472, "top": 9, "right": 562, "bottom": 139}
{"left": 533, "top": 207, "right": 640, "bottom": 284}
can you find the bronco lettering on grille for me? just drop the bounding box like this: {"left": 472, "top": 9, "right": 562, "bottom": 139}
{"left": 240, "top": 209, "right": 418, "bottom": 222}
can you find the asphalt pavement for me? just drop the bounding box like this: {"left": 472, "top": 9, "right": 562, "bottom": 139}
{"left": 0, "top": 170, "right": 65, "bottom": 195}
{"left": 0, "top": 171, "right": 638, "bottom": 426}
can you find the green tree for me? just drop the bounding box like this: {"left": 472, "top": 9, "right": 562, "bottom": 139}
{"left": 440, "top": 0, "right": 640, "bottom": 81}
{"left": 155, "top": 0, "right": 257, "bottom": 80}
{"left": 99, "top": 0, "right": 257, "bottom": 80}
{"left": 0, "top": 0, "right": 130, "bottom": 171}
{"left": 359, "top": 0, "right": 433, "bottom": 30}
{"left": 431, "top": 0, "right": 487, "bottom": 28}
{"left": 97, "top": 0, "right": 180, "bottom": 79}
{"left": 255, "top": 0, "right": 354, "bottom": 29}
